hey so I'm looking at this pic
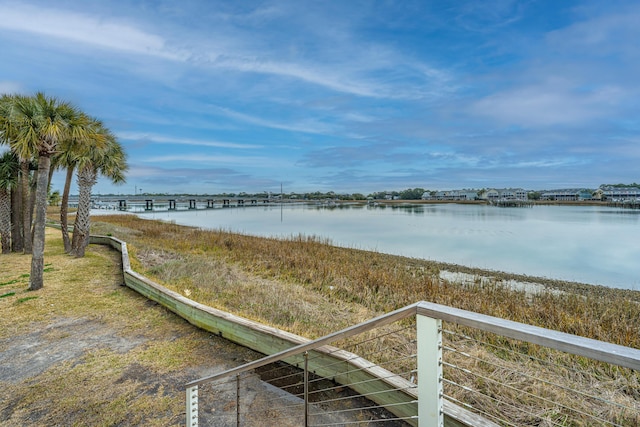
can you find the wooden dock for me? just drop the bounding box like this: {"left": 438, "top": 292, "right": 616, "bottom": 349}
{"left": 608, "top": 201, "right": 640, "bottom": 209}
{"left": 490, "top": 200, "right": 534, "bottom": 208}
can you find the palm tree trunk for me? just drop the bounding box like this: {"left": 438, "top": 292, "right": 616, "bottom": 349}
{"left": 0, "top": 189, "right": 11, "bottom": 254}
{"left": 29, "top": 155, "right": 51, "bottom": 291}
{"left": 29, "top": 168, "right": 38, "bottom": 243}
{"left": 60, "top": 166, "right": 74, "bottom": 253}
{"left": 70, "top": 165, "right": 96, "bottom": 257}
{"left": 11, "top": 179, "right": 23, "bottom": 252}
{"left": 47, "top": 162, "right": 55, "bottom": 194}
{"left": 20, "top": 160, "right": 32, "bottom": 254}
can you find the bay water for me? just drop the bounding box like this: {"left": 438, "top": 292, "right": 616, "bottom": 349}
{"left": 138, "top": 203, "right": 640, "bottom": 290}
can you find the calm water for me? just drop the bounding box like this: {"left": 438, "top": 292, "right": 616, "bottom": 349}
{"left": 139, "top": 203, "right": 640, "bottom": 290}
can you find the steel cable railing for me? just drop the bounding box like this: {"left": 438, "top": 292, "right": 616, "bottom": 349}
{"left": 184, "top": 301, "right": 639, "bottom": 427}
{"left": 440, "top": 326, "right": 639, "bottom": 426}
{"left": 193, "top": 317, "right": 419, "bottom": 426}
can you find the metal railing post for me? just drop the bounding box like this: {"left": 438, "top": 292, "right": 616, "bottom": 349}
{"left": 417, "top": 314, "right": 443, "bottom": 427}
{"left": 304, "top": 351, "right": 309, "bottom": 427}
{"left": 236, "top": 374, "right": 241, "bottom": 427}
{"left": 186, "top": 385, "right": 198, "bottom": 427}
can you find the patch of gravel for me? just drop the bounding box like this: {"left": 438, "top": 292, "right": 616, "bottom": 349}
{"left": 0, "top": 317, "right": 146, "bottom": 384}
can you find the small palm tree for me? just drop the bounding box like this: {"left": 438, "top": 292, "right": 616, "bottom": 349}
{"left": 0, "top": 94, "right": 30, "bottom": 253}
{"left": 70, "top": 124, "right": 127, "bottom": 257}
{"left": 52, "top": 144, "right": 81, "bottom": 252}
{"left": 0, "top": 151, "right": 19, "bottom": 253}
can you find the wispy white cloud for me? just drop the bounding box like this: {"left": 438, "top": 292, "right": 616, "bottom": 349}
{"left": 124, "top": 165, "right": 170, "bottom": 178}
{"left": 507, "top": 159, "right": 584, "bottom": 169}
{"left": 546, "top": 4, "right": 640, "bottom": 59}
{"left": 0, "top": 2, "right": 453, "bottom": 100}
{"left": 470, "top": 79, "right": 624, "bottom": 127}
{"left": 118, "top": 132, "right": 263, "bottom": 149}
{"left": 0, "top": 2, "right": 186, "bottom": 60}
{"left": 207, "top": 56, "right": 376, "bottom": 98}
{"left": 211, "top": 106, "right": 337, "bottom": 135}
{"left": 452, "top": 0, "right": 526, "bottom": 33}
{"left": 143, "top": 153, "right": 287, "bottom": 168}
{"left": 211, "top": 56, "right": 451, "bottom": 100}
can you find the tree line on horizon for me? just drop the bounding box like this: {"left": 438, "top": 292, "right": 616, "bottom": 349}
{"left": 0, "top": 92, "right": 128, "bottom": 291}
{"left": 109, "top": 184, "right": 638, "bottom": 201}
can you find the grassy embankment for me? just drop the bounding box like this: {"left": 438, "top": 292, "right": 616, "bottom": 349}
{"left": 0, "top": 226, "right": 258, "bottom": 426}
{"left": 90, "top": 214, "right": 639, "bottom": 425}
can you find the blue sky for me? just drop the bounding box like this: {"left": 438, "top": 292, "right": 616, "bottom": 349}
{"left": 1, "top": 0, "right": 639, "bottom": 195}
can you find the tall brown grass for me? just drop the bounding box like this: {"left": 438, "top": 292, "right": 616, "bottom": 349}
{"left": 89, "top": 214, "right": 639, "bottom": 425}
{"left": 91, "top": 215, "right": 639, "bottom": 348}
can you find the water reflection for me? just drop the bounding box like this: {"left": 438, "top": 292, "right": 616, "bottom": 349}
{"left": 142, "top": 203, "right": 640, "bottom": 290}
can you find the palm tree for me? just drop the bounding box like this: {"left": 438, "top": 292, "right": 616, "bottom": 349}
{"left": 9, "top": 93, "right": 100, "bottom": 290}
{"left": 70, "top": 124, "right": 127, "bottom": 257}
{"left": 52, "top": 147, "right": 78, "bottom": 252}
{"left": 54, "top": 116, "right": 114, "bottom": 253}
{"left": 10, "top": 179, "right": 22, "bottom": 252}
{"left": 0, "top": 151, "right": 19, "bottom": 253}
{"left": 7, "top": 95, "right": 42, "bottom": 255}
{"left": 0, "top": 94, "right": 27, "bottom": 253}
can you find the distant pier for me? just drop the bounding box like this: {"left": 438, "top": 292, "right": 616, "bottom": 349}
{"left": 87, "top": 196, "right": 278, "bottom": 212}
{"left": 607, "top": 201, "right": 640, "bottom": 209}
{"left": 489, "top": 199, "right": 534, "bottom": 208}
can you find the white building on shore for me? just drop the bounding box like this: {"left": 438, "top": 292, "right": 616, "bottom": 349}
{"left": 478, "top": 188, "right": 528, "bottom": 201}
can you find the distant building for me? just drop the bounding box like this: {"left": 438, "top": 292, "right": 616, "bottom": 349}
{"left": 479, "top": 188, "right": 528, "bottom": 200}
{"left": 599, "top": 186, "right": 640, "bottom": 201}
{"left": 458, "top": 190, "right": 479, "bottom": 200}
{"left": 541, "top": 189, "right": 594, "bottom": 201}
{"left": 434, "top": 190, "right": 478, "bottom": 201}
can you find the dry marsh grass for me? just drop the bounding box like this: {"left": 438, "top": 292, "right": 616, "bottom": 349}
{"left": 89, "top": 214, "right": 639, "bottom": 425}
{"left": 91, "top": 214, "right": 640, "bottom": 348}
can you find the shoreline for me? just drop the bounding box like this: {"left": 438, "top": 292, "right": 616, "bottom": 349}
{"left": 86, "top": 208, "right": 640, "bottom": 298}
